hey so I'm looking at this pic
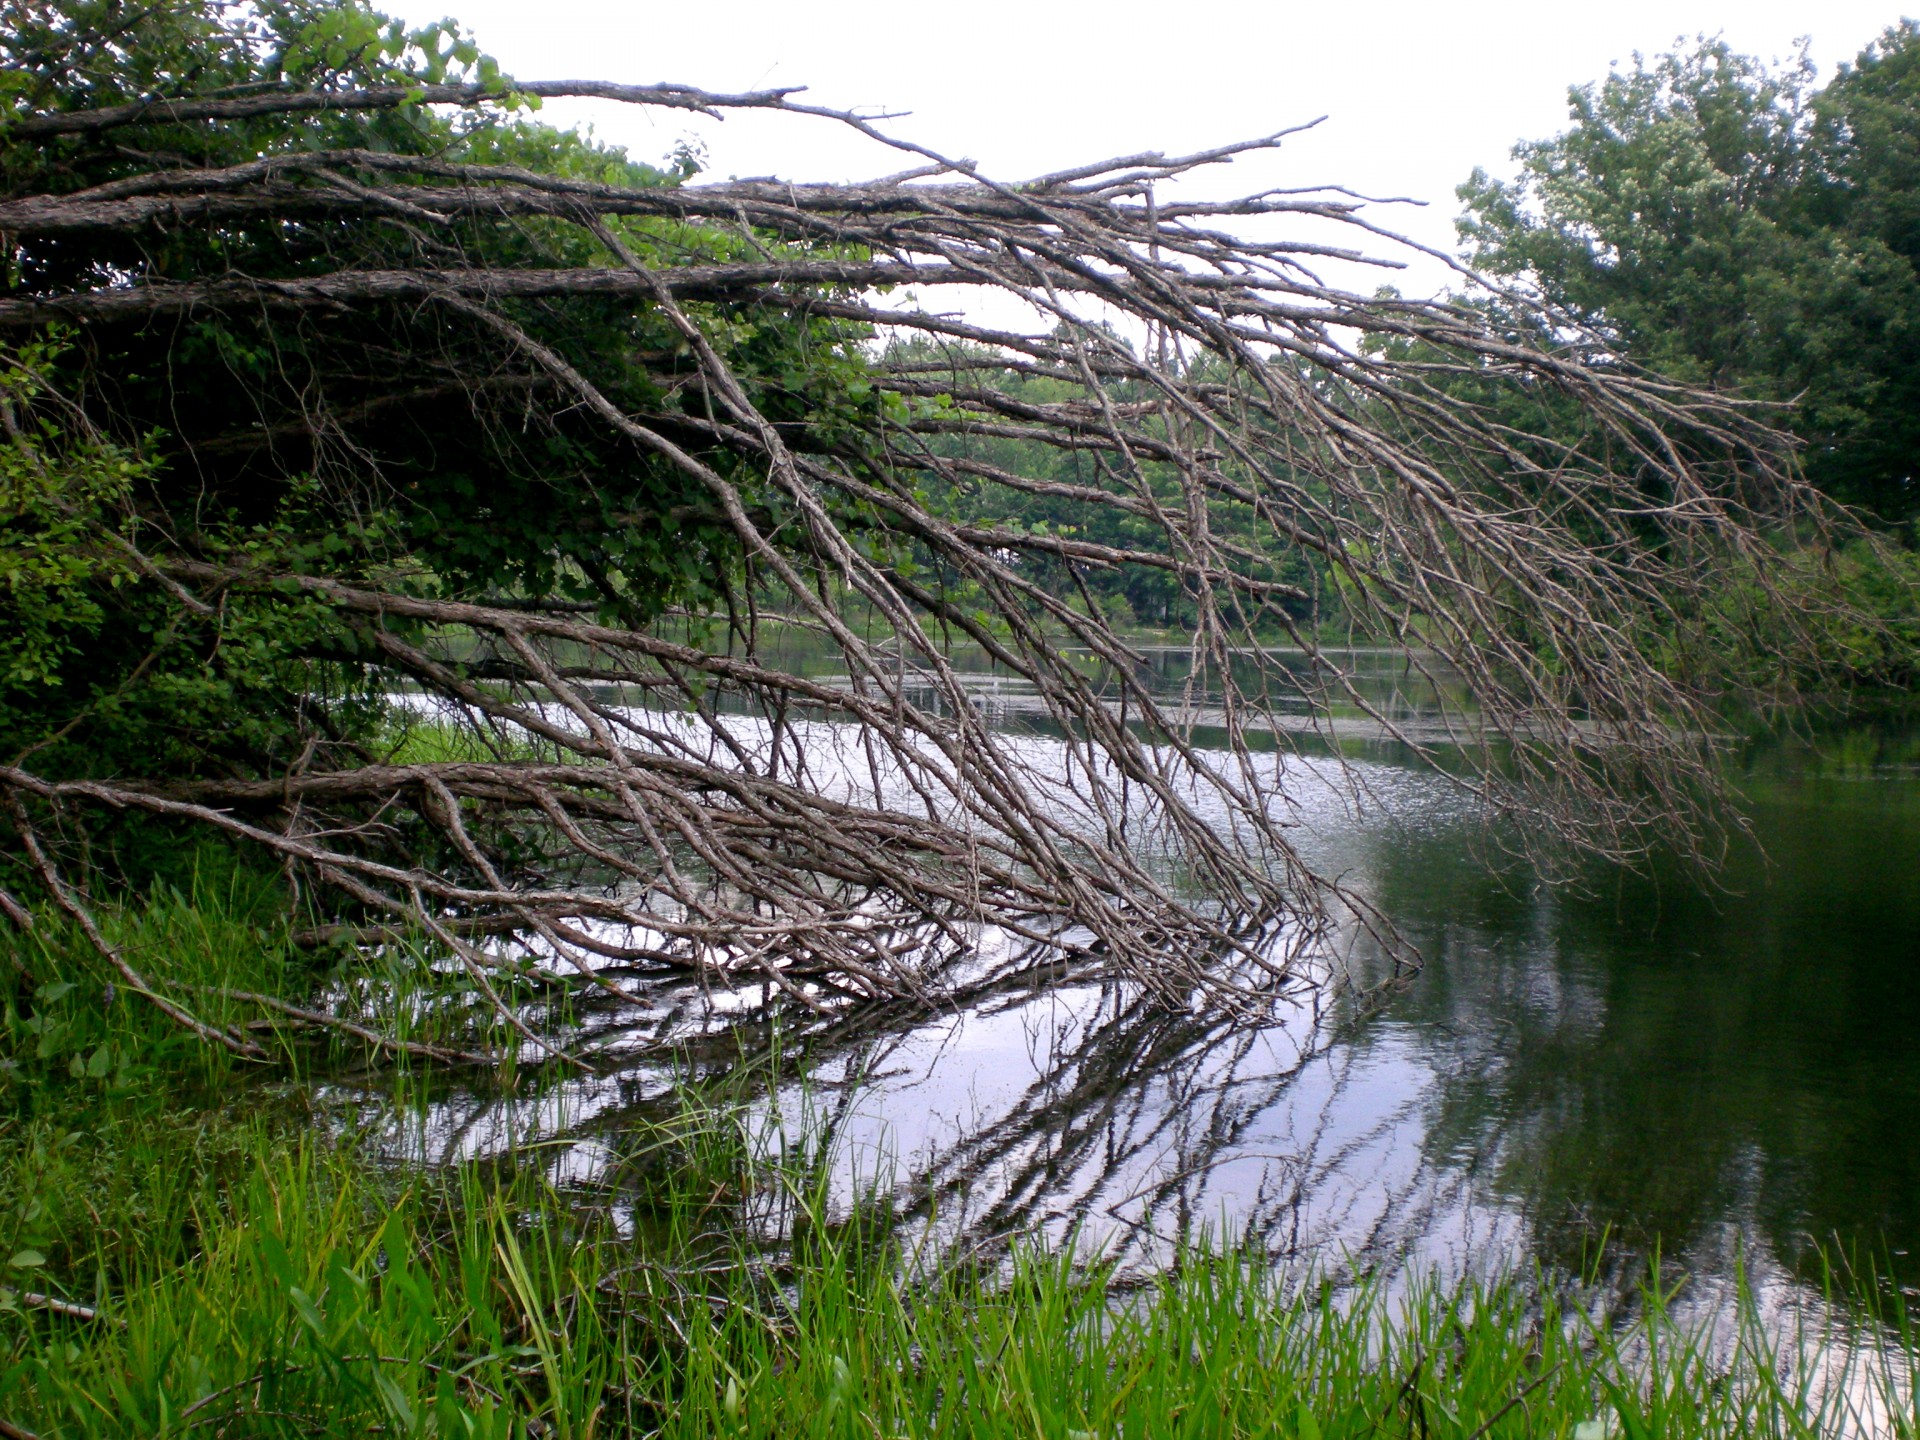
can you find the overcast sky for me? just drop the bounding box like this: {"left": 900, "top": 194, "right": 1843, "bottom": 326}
{"left": 405, "top": 1, "right": 1916, "bottom": 297}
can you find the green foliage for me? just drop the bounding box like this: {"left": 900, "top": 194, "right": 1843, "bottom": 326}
{"left": 0, "top": 0, "right": 876, "bottom": 636}
{"left": 0, "top": 340, "right": 141, "bottom": 697}
{"left": 891, "top": 335, "right": 1321, "bottom": 636}
{"left": 5, "top": 0, "right": 723, "bottom": 622}
{"left": 1458, "top": 26, "right": 1920, "bottom": 523}
{"left": 1724, "top": 538, "right": 1920, "bottom": 692}
{"left": 0, "top": 0, "right": 890, "bottom": 909}
{"left": 0, "top": 1, "right": 515, "bottom": 140}
{"left": 0, "top": 346, "right": 384, "bottom": 819}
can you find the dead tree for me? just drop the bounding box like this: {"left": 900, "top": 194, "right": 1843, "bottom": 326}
{"left": 0, "top": 67, "right": 1850, "bottom": 1059}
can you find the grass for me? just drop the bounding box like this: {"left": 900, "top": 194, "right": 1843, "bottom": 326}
{"left": 0, "top": 847, "right": 562, "bottom": 1090}
{"left": 377, "top": 707, "right": 547, "bottom": 767}
{"left": 5, "top": 898, "right": 1920, "bottom": 1437}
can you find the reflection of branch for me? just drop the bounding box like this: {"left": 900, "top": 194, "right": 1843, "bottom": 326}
{"left": 371, "top": 970, "right": 1471, "bottom": 1275}
{"left": 1104, "top": 1151, "right": 1301, "bottom": 1220}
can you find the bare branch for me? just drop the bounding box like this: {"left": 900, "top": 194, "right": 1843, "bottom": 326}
{"left": 0, "top": 67, "right": 1862, "bottom": 1057}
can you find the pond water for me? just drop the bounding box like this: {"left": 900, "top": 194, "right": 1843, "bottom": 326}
{"left": 355, "top": 651, "right": 1920, "bottom": 1322}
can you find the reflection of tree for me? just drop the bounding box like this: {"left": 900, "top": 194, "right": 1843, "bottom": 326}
{"left": 340, "top": 961, "right": 1488, "bottom": 1277}
{"left": 824, "top": 987, "right": 1333, "bottom": 1260}
{"left": 328, "top": 747, "right": 1920, "bottom": 1304}
{"left": 1366, "top": 770, "right": 1920, "bottom": 1292}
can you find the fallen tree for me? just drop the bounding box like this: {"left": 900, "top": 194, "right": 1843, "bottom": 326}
{"left": 0, "top": 1, "right": 1859, "bottom": 1058}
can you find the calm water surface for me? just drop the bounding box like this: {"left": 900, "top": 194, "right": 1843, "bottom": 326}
{"left": 357, "top": 655, "right": 1920, "bottom": 1315}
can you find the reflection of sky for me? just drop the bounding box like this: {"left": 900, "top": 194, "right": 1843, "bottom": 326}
{"left": 316, "top": 725, "right": 1568, "bottom": 1288}
{"left": 351, "top": 688, "right": 1920, "bottom": 1396}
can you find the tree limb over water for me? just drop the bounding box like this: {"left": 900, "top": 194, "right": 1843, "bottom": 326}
{"left": 0, "top": 3, "right": 1866, "bottom": 1055}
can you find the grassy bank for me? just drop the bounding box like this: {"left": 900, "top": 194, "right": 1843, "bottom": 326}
{"left": 5, "top": 901, "right": 1918, "bottom": 1438}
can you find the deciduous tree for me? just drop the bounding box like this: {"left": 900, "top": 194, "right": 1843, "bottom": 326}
{"left": 1458, "top": 26, "right": 1920, "bottom": 523}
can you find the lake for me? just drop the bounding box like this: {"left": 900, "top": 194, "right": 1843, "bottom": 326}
{"left": 354, "top": 653, "right": 1920, "bottom": 1324}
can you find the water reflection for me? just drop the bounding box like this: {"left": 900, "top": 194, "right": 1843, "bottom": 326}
{"left": 1379, "top": 755, "right": 1920, "bottom": 1293}
{"left": 333, "top": 702, "right": 1920, "bottom": 1321}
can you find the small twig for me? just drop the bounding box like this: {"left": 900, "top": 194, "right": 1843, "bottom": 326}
{"left": 12, "top": 1291, "right": 126, "bottom": 1328}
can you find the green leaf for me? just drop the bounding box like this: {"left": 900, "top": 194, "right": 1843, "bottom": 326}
{"left": 8, "top": 1251, "right": 46, "bottom": 1269}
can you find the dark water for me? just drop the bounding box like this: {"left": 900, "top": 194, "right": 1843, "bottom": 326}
{"left": 1379, "top": 740, "right": 1920, "bottom": 1291}
{"left": 365, "top": 659, "right": 1920, "bottom": 1317}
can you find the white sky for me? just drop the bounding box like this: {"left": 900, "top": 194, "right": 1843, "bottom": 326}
{"left": 408, "top": 0, "right": 1915, "bottom": 298}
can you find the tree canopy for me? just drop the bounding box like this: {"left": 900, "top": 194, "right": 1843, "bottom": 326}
{"left": 1458, "top": 24, "right": 1920, "bottom": 524}
{"left": 0, "top": 0, "right": 1857, "bottom": 1058}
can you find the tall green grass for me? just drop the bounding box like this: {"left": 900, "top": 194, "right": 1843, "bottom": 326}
{"left": 1, "top": 853, "right": 559, "bottom": 1096}
{"left": 7, "top": 1094, "right": 1918, "bottom": 1437}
